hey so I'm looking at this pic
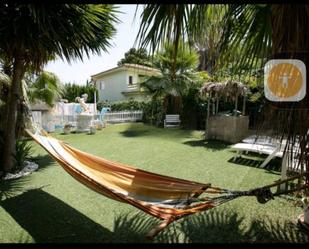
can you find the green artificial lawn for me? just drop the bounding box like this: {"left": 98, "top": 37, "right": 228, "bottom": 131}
{"left": 0, "top": 123, "right": 308, "bottom": 243}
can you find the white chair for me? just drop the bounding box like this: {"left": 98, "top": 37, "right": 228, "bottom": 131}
{"left": 164, "top": 114, "right": 181, "bottom": 128}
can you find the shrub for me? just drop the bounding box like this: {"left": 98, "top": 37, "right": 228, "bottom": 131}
{"left": 97, "top": 100, "right": 112, "bottom": 112}
{"left": 97, "top": 99, "right": 165, "bottom": 127}
{"left": 141, "top": 99, "right": 165, "bottom": 127}
{"left": 62, "top": 83, "right": 98, "bottom": 103}
{"left": 13, "top": 140, "right": 34, "bottom": 172}
{"left": 110, "top": 99, "right": 146, "bottom": 111}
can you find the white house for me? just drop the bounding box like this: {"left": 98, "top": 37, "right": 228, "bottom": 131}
{"left": 90, "top": 63, "right": 160, "bottom": 103}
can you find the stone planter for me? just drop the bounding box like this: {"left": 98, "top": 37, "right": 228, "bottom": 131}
{"left": 206, "top": 115, "right": 249, "bottom": 143}
{"left": 63, "top": 127, "right": 71, "bottom": 134}
{"left": 76, "top": 113, "right": 92, "bottom": 132}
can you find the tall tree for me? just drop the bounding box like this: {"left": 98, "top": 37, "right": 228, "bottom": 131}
{"left": 117, "top": 48, "right": 153, "bottom": 67}
{"left": 0, "top": 4, "right": 118, "bottom": 172}
{"left": 188, "top": 5, "right": 226, "bottom": 73}
{"left": 141, "top": 42, "right": 198, "bottom": 113}
{"left": 136, "top": 4, "right": 309, "bottom": 181}
{"left": 62, "top": 82, "right": 98, "bottom": 103}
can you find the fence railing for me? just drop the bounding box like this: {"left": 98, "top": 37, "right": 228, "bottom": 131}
{"left": 31, "top": 110, "right": 143, "bottom": 130}
{"left": 104, "top": 111, "right": 143, "bottom": 123}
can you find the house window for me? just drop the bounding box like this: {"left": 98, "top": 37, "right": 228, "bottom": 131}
{"left": 100, "top": 81, "right": 105, "bottom": 90}
{"left": 128, "top": 76, "right": 133, "bottom": 85}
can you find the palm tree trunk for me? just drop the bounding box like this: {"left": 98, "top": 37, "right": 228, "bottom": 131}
{"left": 2, "top": 57, "right": 25, "bottom": 172}
{"left": 242, "top": 95, "right": 246, "bottom": 115}
{"left": 234, "top": 93, "right": 238, "bottom": 116}
{"left": 216, "top": 97, "right": 219, "bottom": 114}
{"left": 205, "top": 96, "right": 211, "bottom": 139}
{"left": 269, "top": 5, "right": 309, "bottom": 184}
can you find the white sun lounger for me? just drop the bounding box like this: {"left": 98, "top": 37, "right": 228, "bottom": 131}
{"left": 230, "top": 143, "right": 284, "bottom": 168}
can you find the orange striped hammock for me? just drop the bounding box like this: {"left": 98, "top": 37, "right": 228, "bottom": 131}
{"left": 26, "top": 129, "right": 292, "bottom": 239}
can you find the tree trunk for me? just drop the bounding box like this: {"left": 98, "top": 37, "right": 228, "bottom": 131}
{"left": 2, "top": 57, "right": 25, "bottom": 172}
{"left": 269, "top": 5, "right": 309, "bottom": 184}
{"left": 242, "top": 95, "right": 246, "bottom": 116}
{"left": 205, "top": 96, "right": 211, "bottom": 139}
{"left": 216, "top": 97, "right": 219, "bottom": 114}
{"left": 234, "top": 93, "right": 238, "bottom": 116}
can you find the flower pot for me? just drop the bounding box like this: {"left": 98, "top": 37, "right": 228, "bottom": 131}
{"left": 89, "top": 126, "right": 96, "bottom": 135}
{"left": 63, "top": 127, "right": 71, "bottom": 134}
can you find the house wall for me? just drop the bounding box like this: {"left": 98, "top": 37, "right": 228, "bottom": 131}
{"left": 96, "top": 70, "right": 128, "bottom": 102}
{"left": 95, "top": 68, "right": 155, "bottom": 103}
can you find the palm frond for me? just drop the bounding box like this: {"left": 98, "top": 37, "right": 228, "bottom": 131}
{"left": 218, "top": 4, "right": 272, "bottom": 74}
{"left": 135, "top": 4, "right": 193, "bottom": 54}
{"left": 27, "top": 71, "right": 63, "bottom": 107}
{"left": 0, "top": 4, "right": 119, "bottom": 70}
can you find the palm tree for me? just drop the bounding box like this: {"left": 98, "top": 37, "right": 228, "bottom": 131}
{"left": 0, "top": 71, "right": 10, "bottom": 132}
{"left": 0, "top": 4, "right": 119, "bottom": 172}
{"left": 136, "top": 4, "right": 309, "bottom": 180}
{"left": 27, "top": 71, "right": 63, "bottom": 107}
{"left": 141, "top": 42, "right": 199, "bottom": 114}
{"left": 188, "top": 5, "right": 226, "bottom": 74}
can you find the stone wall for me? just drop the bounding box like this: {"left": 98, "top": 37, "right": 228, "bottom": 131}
{"left": 206, "top": 115, "right": 249, "bottom": 143}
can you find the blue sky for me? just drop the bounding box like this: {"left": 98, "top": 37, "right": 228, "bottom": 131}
{"left": 44, "top": 4, "right": 143, "bottom": 85}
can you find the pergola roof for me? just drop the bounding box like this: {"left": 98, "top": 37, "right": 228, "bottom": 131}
{"left": 200, "top": 80, "right": 248, "bottom": 97}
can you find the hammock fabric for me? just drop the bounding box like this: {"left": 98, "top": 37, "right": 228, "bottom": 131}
{"left": 26, "top": 129, "right": 308, "bottom": 238}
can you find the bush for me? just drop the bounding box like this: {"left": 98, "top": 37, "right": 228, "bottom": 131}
{"left": 13, "top": 140, "right": 34, "bottom": 172}
{"left": 62, "top": 83, "right": 98, "bottom": 103}
{"left": 141, "top": 99, "right": 165, "bottom": 127}
{"left": 97, "top": 100, "right": 112, "bottom": 112}
{"left": 97, "top": 99, "right": 165, "bottom": 127}
{"left": 110, "top": 99, "right": 146, "bottom": 111}
{"left": 181, "top": 86, "right": 207, "bottom": 130}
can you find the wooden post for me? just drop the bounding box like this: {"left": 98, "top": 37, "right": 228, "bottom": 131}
{"left": 216, "top": 97, "right": 219, "bottom": 114}
{"left": 94, "top": 91, "right": 97, "bottom": 114}
{"left": 205, "top": 96, "right": 211, "bottom": 139}
{"left": 280, "top": 152, "right": 288, "bottom": 191}
{"left": 234, "top": 93, "right": 238, "bottom": 116}
{"left": 242, "top": 95, "right": 246, "bottom": 116}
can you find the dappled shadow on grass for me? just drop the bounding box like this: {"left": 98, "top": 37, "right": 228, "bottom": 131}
{"left": 2, "top": 188, "right": 308, "bottom": 243}
{"left": 111, "top": 209, "right": 252, "bottom": 243}
{"left": 180, "top": 209, "right": 247, "bottom": 243}
{"left": 118, "top": 123, "right": 153, "bottom": 138}
{"left": 246, "top": 218, "right": 309, "bottom": 243}
{"left": 111, "top": 209, "right": 247, "bottom": 243}
{"left": 0, "top": 188, "right": 113, "bottom": 243}
{"left": 111, "top": 207, "right": 309, "bottom": 243}
{"left": 228, "top": 157, "right": 263, "bottom": 168}
{"left": 120, "top": 129, "right": 151, "bottom": 138}
{"left": 0, "top": 177, "right": 30, "bottom": 201}
{"left": 228, "top": 156, "right": 281, "bottom": 173}
{"left": 112, "top": 212, "right": 182, "bottom": 243}
{"left": 183, "top": 139, "right": 231, "bottom": 151}
{"left": 32, "top": 154, "right": 55, "bottom": 172}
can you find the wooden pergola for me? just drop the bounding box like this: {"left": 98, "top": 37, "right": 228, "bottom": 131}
{"left": 200, "top": 80, "right": 249, "bottom": 135}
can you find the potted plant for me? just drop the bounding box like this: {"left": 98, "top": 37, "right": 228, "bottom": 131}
{"left": 88, "top": 125, "right": 96, "bottom": 135}
{"left": 63, "top": 123, "right": 72, "bottom": 134}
